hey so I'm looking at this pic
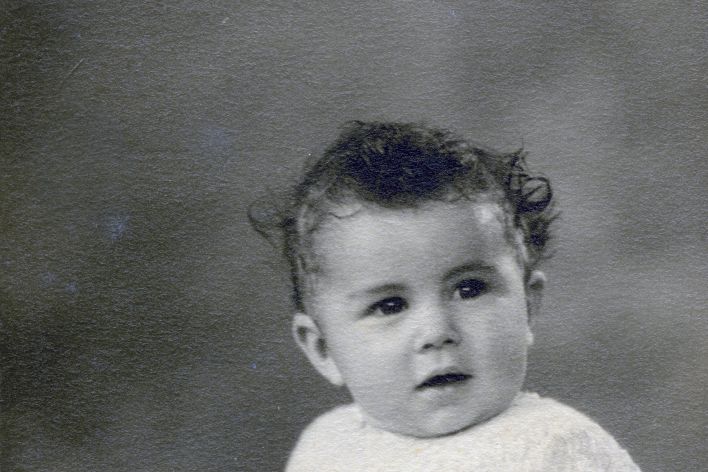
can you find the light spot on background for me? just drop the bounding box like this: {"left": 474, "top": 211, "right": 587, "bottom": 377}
{"left": 107, "top": 215, "right": 130, "bottom": 242}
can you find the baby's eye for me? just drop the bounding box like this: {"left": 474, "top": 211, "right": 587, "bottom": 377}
{"left": 369, "top": 297, "right": 408, "bottom": 316}
{"left": 455, "top": 279, "right": 487, "bottom": 299}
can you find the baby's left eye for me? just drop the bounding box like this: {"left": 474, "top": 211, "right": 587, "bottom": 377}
{"left": 455, "top": 279, "right": 487, "bottom": 299}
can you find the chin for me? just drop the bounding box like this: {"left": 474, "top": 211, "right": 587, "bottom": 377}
{"left": 419, "top": 403, "right": 510, "bottom": 438}
{"left": 402, "top": 413, "right": 481, "bottom": 438}
{"left": 370, "top": 399, "right": 514, "bottom": 438}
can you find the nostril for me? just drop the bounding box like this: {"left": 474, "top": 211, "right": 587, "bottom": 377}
{"left": 422, "top": 337, "right": 456, "bottom": 350}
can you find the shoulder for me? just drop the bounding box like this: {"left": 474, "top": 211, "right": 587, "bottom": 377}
{"left": 285, "top": 404, "right": 364, "bottom": 472}
{"left": 502, "top": 392, "right": 604, "bottom": 431}
{"left": 502, "top": 393, "right": 641, "bottom": 471}
{"left": 296, "top": 403, "right": 363, "bottom": 440}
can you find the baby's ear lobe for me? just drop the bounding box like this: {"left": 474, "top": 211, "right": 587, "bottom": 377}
{"left": 292, "top": 313, "right": 344, "bottom": 386}
{"left": 525, "top": 270, "right": 546, "bottom": 322}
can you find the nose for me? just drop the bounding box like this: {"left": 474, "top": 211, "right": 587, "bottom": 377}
{"left": 415, "top": 303, "right": 459, "bottom": 352}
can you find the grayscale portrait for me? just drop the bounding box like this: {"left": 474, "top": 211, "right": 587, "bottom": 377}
{"left": 1, "top": 2, "right": 705, "bottom": 471}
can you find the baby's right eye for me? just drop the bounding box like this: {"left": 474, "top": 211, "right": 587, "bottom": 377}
{"left": 369, "top": 297, "right": 408, "bottom": 316}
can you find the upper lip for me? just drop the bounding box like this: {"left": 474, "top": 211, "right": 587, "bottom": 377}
{"left": 416, "top": 367, "right": 471, "bottom": 389}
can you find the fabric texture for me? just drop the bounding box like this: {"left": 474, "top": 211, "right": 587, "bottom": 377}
{"left": 286, "top": 392, "right": 640, "bottom": 472}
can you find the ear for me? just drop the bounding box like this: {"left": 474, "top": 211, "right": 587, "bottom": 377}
{"left": 524, "top": 270, "right": 546, "bottom": 345}
{"left": 292, "top": 313, "right": 344, "bottom": 386}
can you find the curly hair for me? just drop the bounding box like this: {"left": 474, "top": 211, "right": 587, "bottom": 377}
{"left": 249, "top": 121, "right": 556, "bottom": 312}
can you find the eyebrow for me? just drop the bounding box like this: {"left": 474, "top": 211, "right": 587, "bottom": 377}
{"left": 348, "top": 283, "right": 407, "bottom": 300}
{"left": 444, "top": 261, "right": 497, "bottom": 281}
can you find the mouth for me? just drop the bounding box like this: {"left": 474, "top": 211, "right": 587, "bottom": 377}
{"left": 416, "top": 372, "right": 471, "bottom": 390}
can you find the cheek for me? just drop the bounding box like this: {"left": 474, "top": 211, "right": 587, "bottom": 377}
{"left": 329, "top": 329, "right": 409, "bottom": 383}
{"left": 465, "top": 306, "right": 529, "bottom": 361}
{"left": 490, "top": 320, "right": 529, "bottom": 377}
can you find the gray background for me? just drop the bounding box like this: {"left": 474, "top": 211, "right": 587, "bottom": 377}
{"left": 1, "top": 1, "right": 706, "bottom": 471}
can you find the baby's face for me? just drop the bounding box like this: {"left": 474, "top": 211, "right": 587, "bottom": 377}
{"left": 298, "top": 200, "right": 541, "bottom": 437}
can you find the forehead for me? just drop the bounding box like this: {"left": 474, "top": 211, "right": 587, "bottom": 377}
{"left": 311, "top": 200, "right": 512, "bottom": 271}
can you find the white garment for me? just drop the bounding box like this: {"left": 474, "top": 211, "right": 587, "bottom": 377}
{"left": 286, "top": 392, "right": 640, "bottom": 472}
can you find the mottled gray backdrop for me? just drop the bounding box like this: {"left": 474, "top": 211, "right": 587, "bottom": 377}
{"left": 1, "top": 1, "right": 706, "bottom": 471}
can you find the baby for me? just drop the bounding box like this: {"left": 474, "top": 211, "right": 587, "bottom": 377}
{"left": 251, "top": 121, "right": 641, "bottom": 471}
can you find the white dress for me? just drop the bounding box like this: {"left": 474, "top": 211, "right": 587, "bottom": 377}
{"left": 286, "top": 392, "right": 640, "bottom": 472}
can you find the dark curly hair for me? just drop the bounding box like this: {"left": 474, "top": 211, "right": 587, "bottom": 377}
{"left": 249, "top": 121, "right": 556, "bottom": 312}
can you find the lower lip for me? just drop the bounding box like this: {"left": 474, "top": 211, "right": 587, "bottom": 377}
{"left": 416, "top": 377, "right": 471, "bottom": 402}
